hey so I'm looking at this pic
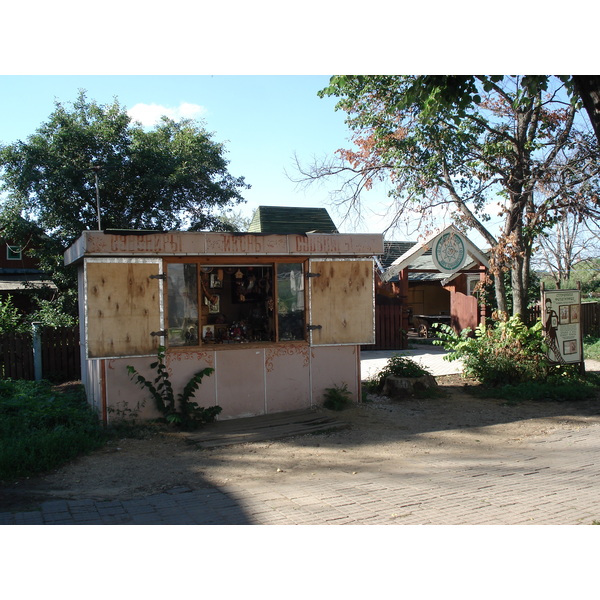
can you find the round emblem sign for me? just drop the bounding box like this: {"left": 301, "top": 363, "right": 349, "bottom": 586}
{"left": 432, "top": 232, "right": 466, "bottom": 274}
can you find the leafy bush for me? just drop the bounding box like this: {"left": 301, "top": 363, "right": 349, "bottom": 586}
{"left": 28, "top": 298, "right": 77, "bottom": 328}
{"left": 470, "top": 373, "right": 600, "bottom": 404}
{"left": 0, "top": 380, "right": 106, "bottom": 480}
{"left": 433, "top": 316, "right": 550, "bottom": 386}
{"left": 323, "top": 383, "right": 353, "bottom": 411}
{"left": 127, "top": 346, "right": 221, "bottom": 429}
{"left": 0, "top": 295, "right": 25, "bottom": 334}
{"left": 367, "top": 353, "right": 432, "bottom": 393}
{"left": 584, "top": 335, "right": 600, "bottom": 361}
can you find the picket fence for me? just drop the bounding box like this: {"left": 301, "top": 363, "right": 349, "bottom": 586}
{"left": 0, "top": 326, "right": 80, "bottom": 383}
{"left": 526, "top": 301, "right": 600, "bottom": 338}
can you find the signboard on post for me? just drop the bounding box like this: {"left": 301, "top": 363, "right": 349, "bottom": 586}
{"left": 541, "top": 288, "right": 582, "bottom": 365}
{"left": 431, "top": 231, "right": 467, "bottom": 275}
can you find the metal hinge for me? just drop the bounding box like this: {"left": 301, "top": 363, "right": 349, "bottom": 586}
{"left": 149, "top": 273, "right": 167, "bottom": 280}
{"left": 306, "top": 272, "right": 321, "bottom": 278}
{"left": 150, "top": 330, "right": 167, "bottom": 337}
{"left": 307, "top": 325, "right": 322, "bottom": 331}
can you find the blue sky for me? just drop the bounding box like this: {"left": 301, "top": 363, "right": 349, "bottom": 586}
{"left": 0, "top": 75, "right": 403, "bottom": 236}
{"left": 1, "top": 2, "right": 592, "bottom": 247}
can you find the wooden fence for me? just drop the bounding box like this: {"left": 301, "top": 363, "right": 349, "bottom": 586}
{"left": 365, "top": 304, "right": 406, "bottom": 351}
{"left": 0, "top": 326, "right": 81, "bottom": 383}
{"left": 364, "top": 301, "right": 600, "bottom": 353}
{"left": 527, "top": 302, "right": 600, "bottom": 338}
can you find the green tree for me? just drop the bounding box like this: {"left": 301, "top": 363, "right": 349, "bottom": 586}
{"left": 0, "top": 91, "right": 249, "bottom": 244}
{"left": 0, "top": 91, "right": 250, "bottom": 318}
{"left": 534, "top": 207, "right": 600, "bottom": 289}
{"left": 374, "top": 75, "right": 600, "bottom": 146}
{"left": 296, "top": 76, "right": 600, "bottom": 316}
{"left": 0, "top": 295, "right": 24, "bottom": 334}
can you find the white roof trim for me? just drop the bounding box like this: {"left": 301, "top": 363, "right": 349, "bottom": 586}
{"left": 0, "top": 280, "right": 57, "bottom": 291}
{"left": 440, "top": 261, "right": 483, "bottom": 286}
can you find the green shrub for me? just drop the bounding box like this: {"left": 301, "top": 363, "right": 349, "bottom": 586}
{"left": 323, "top": 383, "right": 353, "bottom": 411}
{"left": 0, "top": 295, "right": 25, "bottom": 334}
{"left": 0, "top": 380, "right": 106, "bottom": 481}
{"left": 368, "top": 353, "right": 432, "bottom": 393}
{"left": 470, "top": 373, "right": 600, "bottom": 404}
{"left": 28, "top": 298, "right": 77, "bottom": 328}
{"left": 433, "top": 316, "right": 550, "bottom": 386}
{"left": 584, "top": 335, "right": 600, "bottom": 361}
{"left": 127, "top": 346, "right": 221, "bottom": 429}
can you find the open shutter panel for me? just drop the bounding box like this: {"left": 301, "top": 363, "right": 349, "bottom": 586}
{"left": 85, "top": 261, "right": 163, "bottom": 358}
{"left": 308, "top": 258, "right": 375, "bottom": 345}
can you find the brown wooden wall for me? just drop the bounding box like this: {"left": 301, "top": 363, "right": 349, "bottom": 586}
{"left": 451, "top": 291, "right": 480, "bottom": 333}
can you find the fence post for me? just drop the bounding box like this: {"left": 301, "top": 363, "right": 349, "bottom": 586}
{"left": 32, "top": 322, "right": 43, "bottom": 381}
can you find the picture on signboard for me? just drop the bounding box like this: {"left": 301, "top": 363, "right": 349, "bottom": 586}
{"left": 563, "top": 339, "right": 578, "bottom": 355}
{"left": 570, "top": 304, "right": 580, "bottom": 324}
{"left": 544, "top": 297, "right": 561, "bottom": 361}
{"left": 559, "top": 305, "right": 570, "bottom": 324}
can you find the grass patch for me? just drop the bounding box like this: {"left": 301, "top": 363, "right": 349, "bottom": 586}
{"left": 468, "top": 373, "right": 600, "bottom": 405}
{"left": 584, "top": 336, "right": 600, "bottom": 361}
{"left": 0, "top": 379, "right": 107, "bottom": 481}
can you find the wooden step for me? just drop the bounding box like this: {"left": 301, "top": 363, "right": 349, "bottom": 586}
{"left": 184, "top": 409, "right": 350, "bottom": 449}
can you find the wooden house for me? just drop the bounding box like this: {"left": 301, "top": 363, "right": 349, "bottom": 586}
{"left": 375, "top": 226, "right": 489, "bottom": 348}
{"left": 0, "top": 230, "right": 56, "bottom": 313}
{"left": 64, "top": 228, "right": 383, "bottom": 423}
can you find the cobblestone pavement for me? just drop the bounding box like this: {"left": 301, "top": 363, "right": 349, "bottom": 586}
{"left": 2, "top": 421, "right": 599, "bottom": 525}
{"left": 3, "top": 351, "right": 599, "bottom": 526}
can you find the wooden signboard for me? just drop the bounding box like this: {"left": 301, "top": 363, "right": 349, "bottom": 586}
{"left": 541, "top": 287, "right": 582, "bottom": 365}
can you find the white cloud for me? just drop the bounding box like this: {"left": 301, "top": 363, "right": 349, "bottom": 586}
{"left": 127, "top": 102, "right": 207, "bottom": 127}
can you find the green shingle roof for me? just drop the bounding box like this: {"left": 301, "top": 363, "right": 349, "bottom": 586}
{"left": 377, "top": 241, "right": 443, "bottom": 282}
{"left": 247, "top": 206, "right": 338, "bottom": 234}
{"left": 378, "top": 241, "right": 419, "bottom": 269}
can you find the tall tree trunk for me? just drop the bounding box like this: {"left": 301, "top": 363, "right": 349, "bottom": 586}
{"left": 573, "top": 75, "right": 600, "bottom": 144}
{"left": 494, "top": 271, "right": 508, "bottom": 316}
{"left": 511, "top": 254, "right": 526, "bottom": 317}
{"left": 521, "top": 241, "right": 533, "bottom": 317}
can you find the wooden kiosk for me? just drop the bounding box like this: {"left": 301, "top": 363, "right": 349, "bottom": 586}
{"left": 64, "top": 230, "right": 383, "bottom": 422}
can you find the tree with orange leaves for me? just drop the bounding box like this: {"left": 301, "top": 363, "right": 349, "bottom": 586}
{"left": 295, "top": 76, "right": 600, "bottom": 316}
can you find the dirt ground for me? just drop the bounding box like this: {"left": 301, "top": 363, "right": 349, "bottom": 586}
{"left": 3, "top": 374, "right": 600, "bottom": 512}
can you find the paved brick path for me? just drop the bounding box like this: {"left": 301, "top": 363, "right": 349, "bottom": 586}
{"left": 3, "top": 351, "right": 599, "bottom": 526}
{"left": 3, "top": 421, "right": 599, "bottom": 525}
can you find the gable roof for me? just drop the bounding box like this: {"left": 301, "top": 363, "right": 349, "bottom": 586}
{"left": 377, "top": 241, "right": 418, "bottom": 270}
{"left": 382, "top": 225, "right": 489, "bottom": 282}
{"left": 247, "top": 206, "right": 338, "bottom": 234}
